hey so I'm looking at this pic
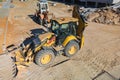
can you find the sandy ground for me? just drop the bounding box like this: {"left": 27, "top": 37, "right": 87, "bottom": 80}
{"left": 0, "top": 0, "right": 120, "bottom": 80}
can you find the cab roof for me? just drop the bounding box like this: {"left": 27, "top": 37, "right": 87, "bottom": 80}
{"left": 52, "top": 17, "right": 78, "bottom": 24}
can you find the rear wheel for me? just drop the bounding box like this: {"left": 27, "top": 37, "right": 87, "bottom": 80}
{"left": 64, "top": 40, "right": 79, "bottom": 57}
{"left": 35, "top": 50, "right": 55, "bottom": 67}
{"left": 0, "top": 54, "right": 17, "bottom": 80}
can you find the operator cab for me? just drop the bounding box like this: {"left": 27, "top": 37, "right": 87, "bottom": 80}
{"left": 51, "top": 17, "right": 78, "bottom": 45}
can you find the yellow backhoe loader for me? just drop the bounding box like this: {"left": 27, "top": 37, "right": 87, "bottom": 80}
{"left": 0, "top": 5, "right": 87, "bottom": 80}
{"left": 13, "top": 5, "right": 87, "bottom": 67}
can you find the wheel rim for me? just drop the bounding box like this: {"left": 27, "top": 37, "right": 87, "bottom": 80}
{"left": 40, "top": 54, "right": 52, "bottom": 64}
{"left": 68, "top": 46, "right": 77, "bottom": 55}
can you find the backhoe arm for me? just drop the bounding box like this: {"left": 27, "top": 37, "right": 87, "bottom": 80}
{"left": 72, "top": 6, "right": 87, "bottom": 37}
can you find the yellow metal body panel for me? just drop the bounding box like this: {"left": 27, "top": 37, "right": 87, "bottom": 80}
{"left": 38, "top": 32, "right": 54, "bottom": 42}
{"left": 62, "top": 35, "right": 77, "bottom": 47}
{"left": 43, "top": 39, "right": 55, "bottom": 47}
{"left": 35, "top": 32, "right": 56, "bottom": 52}
{"left": 35, "top": 45, "right": 42, "bottom": 52}
{"left": 52, "top": 17, "right": 78, "bottom": 24}
{"left": 43, "top": 36, "right": 56, "bottom": 47}
{"left": 80, "top": 35, "right": 84, "bottom": 48}
{"left": 62, "top": 35, "right": 85, "bottom": 48}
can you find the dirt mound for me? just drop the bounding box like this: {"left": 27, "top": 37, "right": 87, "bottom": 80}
{"left": 87, "top": 7, "right": 120, "bottom": 25}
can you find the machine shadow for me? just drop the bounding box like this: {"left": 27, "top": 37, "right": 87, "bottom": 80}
{"left": 6, "top": 28, "right": 46, "bottom": 52}
{"left": 30, "top": 28, "right": 46, "bottom": 35}
{"left": 28, "top": 15, "right": 40, "bottom": 25}
{"left": 52, "top": 59, "right": 70, "bottom": 67}
{"left": 22, "top": 28, "right": 46, "bottom": 46}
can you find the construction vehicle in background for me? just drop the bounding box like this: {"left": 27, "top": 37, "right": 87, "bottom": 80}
{"left": 37, "top": 0, "right": 49, "bottom": 14}
{"left": 0, "top": 5, "right": 87, "bottom": 80}
{"left": 35, "top": 0, "right": 54, "bottom": 25}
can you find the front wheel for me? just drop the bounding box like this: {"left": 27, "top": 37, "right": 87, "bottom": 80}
{"left": 64, "top": 40, "right": 79, "bottom": 57}
{"left": 35, "top": 50, "right": 55, "bottom": 67}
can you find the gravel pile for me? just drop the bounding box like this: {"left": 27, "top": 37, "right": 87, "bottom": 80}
{"left": 87, "top": 7, "right": 120, "bottom": 25}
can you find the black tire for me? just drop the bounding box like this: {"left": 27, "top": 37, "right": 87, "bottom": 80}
{"left": 0, "top": 54, "right": 17, "bottom": 80}
{"left": 35, "top": 50, "right": 55, "bottom": 67}
{"left": 64, "top": 40, "right": 79, "bottom": 57}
